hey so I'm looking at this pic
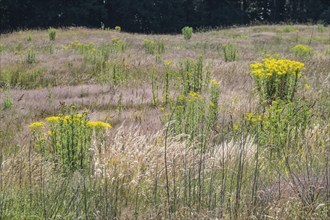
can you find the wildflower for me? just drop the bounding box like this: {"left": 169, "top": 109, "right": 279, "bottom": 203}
{"left": 210, "top": 79, "right": 220, "bottom": 86}
{"left": 250, "top": 57, "right": 304, "bottom": 79}
{"left": 189, "top": 91, "right": 199, "bottom": 98}
{"left": 304, "top": 84, "right": 311, "bottom": 90}
{"left": 164, "top": 60, "right": 172, "bottom": 66}
{"left": 87, "top": 121, "right": 112, "bottom": 129}
{"left": 291, "top": 44, "right": 313, "bottom": 58}
{"left": 45, "top": 116, "right": 61, "bottom": 124}
{"left": 233, "top": 123, "right": 240, "bottom": 131}
{"left": 29, "top": 122, "right": 45, "bottom": 132}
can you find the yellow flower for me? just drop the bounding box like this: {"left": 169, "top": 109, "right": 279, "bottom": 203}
{"left": 304, "top": 84, "right": 311, "bottom": 90}
{"left": 189, "top": 91, "right": 199, "bottom": 98}
{"left": 164, "top": 60, "right": 173, "bottom": 66}
{"left": 87, "top": 121, "right": 112, "bottom": 129}
{"left": 210, "top": 79, "right": 219, "bottom": 86}
{"left": 250, "top": 57, "right": 304, "bottom": 79}
{"left": 45, "top": 116, "right": 61, "bottom": 124}
{"left": 29, "top": 122, "right": 45, "bottom": 132}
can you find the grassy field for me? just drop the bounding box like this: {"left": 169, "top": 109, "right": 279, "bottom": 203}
{"left": 0, "top": 24, "right": 330, "bottom": 219}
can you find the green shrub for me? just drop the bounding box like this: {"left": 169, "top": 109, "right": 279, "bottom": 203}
{"left": 291, "top": 44, "right": 313, "bottom": 58}
{"left": 48, "top": 27, "right": 57, "bottom": 41}
{"left": 222, "top": 43, "right": 238, "bottom": 62}
{"left": 181, "top": 26, "right": 193, "bottom": 40}
{"left": 250, "top": 56, "right": 304, "bottom": 103}
{"left": 115, "top": 26, "right": 121, "bottom": 32}
{"left": 2, "top": 91, "right": 13, "bottom": 110}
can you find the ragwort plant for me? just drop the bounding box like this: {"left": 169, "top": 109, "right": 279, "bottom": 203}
{"left": 291, "top": 44, "right": 313, "bottom": 59}
{"left": 48, "top": 27, "right": 57, "bottom": 41}
{"left": 111, "top": 38, "right": 127, "bottom": 53}
{"left": 317, "top": 23, "right": 325, "bottom": 33}
{"left": 182, "top": 26, "right": 193, "bottom": 40}
{"left": 179, "top": 56, "right": 210, "bottom": 95}
{"left": 2, "top": 90, "right": 14, "bottom": 110}
{"left": 29, "top": 107, "right": 111, "bottom": 173}
{"left": 26, "top": 48, "right": 36, "bottom": 64}
{"left": 143, "top": 39, "right": 165, "bottom": 55}
{"left": 162, "top": 58, "right": 219, "bottom": 141}
{"left": 250, "top": 55, "right": 304, "bottom": 103}
{"left": 222, "top": 43, "right": 238, "bottom": 62}
{"left": 245, "top": 100, "right": 311, "bottom": 155}
{"left": 115, "top": 26, "right": 121, "bottom": 32}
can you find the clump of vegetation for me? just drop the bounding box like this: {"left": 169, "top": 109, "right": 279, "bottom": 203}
{"left": 115, "top": 26, "right": 121, "bottom": 32}
{"left": 26, "top": 48, "right": 36, "bottom": 64}
{"left": 222, "top": 43, "right": 238, "bottom": 62}
{"left": 181, "top": 26, "right": 193, "bottom": 40}
{"left": 27, "top": 35, "right": 32, "bottom": 42}
{"left": 162, "top": 58, "right": 217, "bottom": 141}
{"left": 0, "top": 68, "right": 46, "bottom": 88}
{"left": 143, "top": 39, "right": 165, "bottom": 55}
{"left": 48, "top": 27, "right": 57, "bottom": 41}
{"left": 291, "top": 44, "right": 313, "bottom": 58}
{"left": 250, "top": 55, "right": 304, "bottom": 103}
{"left": 324, "top": 46, "right": 330, "bottom": 56}
{"left": 2, "top": 90, "right": 13, "bottom": 110}
{"left": 245, "top": 99, "right": 311, "bottom": 151}
{"left": 178, "top": 57, "right": 210, "bottom": 95}
{"left": 280, "top": 25, "right": 296, "bottom": 33}
{"left": 0, "top": 44, "right": 4, "bottom": 52}
{"left": 111, "top": 38, "right": 127, "bottom": 53}
{"left": 317, "top": 23, "right": 325, "bottom": 32}
{"left": 29, "top": 106, "right": 111, "bottom": 173}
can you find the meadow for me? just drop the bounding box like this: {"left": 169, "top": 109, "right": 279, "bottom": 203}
{"left": 0, "top": 24, "right": 329, "bottom": 219}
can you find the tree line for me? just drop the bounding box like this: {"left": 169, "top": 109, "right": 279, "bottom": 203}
{"left": 1, "top": 0, "right": 330, "bottom": 33}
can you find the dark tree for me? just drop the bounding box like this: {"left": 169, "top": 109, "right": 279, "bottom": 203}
{"left": 1, "top": 0, "right": 330, "bottom": 33}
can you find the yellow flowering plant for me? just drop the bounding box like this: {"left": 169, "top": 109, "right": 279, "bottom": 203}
{"left": 244, "top": 100, "right": 311, "bottom": 159}
{"left": 250, "top": 56, "right": 304, "bottom": 103}
{"left": 29, "top": 107, "right": 111, "bottom": 173}
{"left": 29, "top": 122, "right": 46, "bottom": 153}
{"left": 291, "top": 44, "right": 313, "bottom": 59}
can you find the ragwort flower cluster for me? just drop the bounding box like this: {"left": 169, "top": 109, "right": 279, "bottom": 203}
{"left": 250, "top": 56, "right": 304, "bottom": 103}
